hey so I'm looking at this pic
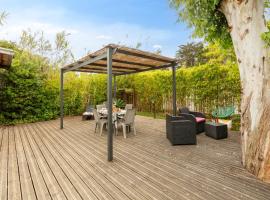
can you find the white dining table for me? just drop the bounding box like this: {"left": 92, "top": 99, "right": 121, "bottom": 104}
{"left": 98, "top": 108, "right": 126, "bottom": 134}
{"left": 98, "top": 108, "right": 126, "bottom": 118}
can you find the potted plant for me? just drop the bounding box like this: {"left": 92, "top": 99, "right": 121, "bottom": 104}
{"left": 114, "top": 99, "right": 125, "bottom": 111}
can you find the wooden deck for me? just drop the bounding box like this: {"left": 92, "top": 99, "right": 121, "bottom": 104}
{"left": 1, "top": 116, "right": 270, "bottom": 200}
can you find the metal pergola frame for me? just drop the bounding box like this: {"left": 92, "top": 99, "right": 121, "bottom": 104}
{"left": 60, "top": 44, "right": 177, "bottom": 161}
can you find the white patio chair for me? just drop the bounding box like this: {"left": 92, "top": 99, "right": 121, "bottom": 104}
{"left": 96, "top": 104, "right": 105, "bottom": 112}
{"left": 93, "top": 109, "right": 107, "bottom": 135}
{"left": 120, "top": 109, "right": 136, "bottom": 139}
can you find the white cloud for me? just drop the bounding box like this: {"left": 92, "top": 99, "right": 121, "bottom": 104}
{"left": 153, "top": 44, "right": 162, "bottom": 49}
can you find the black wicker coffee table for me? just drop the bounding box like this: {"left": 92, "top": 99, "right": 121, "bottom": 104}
{"left": 205, "top": 122, "right": 228, "bottom": 139}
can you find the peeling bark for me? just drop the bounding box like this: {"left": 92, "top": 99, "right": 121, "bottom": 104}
{"left": 220, "top": 0, "right": 270, "bottom": 182}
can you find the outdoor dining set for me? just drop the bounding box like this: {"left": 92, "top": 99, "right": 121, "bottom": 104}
{"left": 83, "top": 103, "right": 136, "bottom": 139}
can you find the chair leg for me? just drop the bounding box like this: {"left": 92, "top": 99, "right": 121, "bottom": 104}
{"left": 94, "top": 123, "right": 97, "bottom": 134}
{"left": 133, "top": 124, "right": 136, "bottom": 136}
{"left": 114, "top": 122, "right": 118, "bottom": 136}
{"left": 122, "top": 124, "right": 127, "bottom": 139}
{"left": 100, "top": 123, "right": 105, "bottom": 136}
{"left": 128, "top": 125, "right": 131, "bottom": 132}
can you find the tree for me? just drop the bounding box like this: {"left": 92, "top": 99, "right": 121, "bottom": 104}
{"left": 176, "top": 42, "right": 207, "bottom": 67}
{"left": 52, "top": 31, "right": 74, "bottom": 67}
{"left": 204, "top": 42, "right": 236, "bottom": 66}
{"left": 19, "top": 29, "right": 73, "bottom": 69}
{"left": 170, "top": 0, "right": 270, "bottom": 182}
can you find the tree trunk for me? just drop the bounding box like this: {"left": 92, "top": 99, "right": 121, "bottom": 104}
{"left": 220, "top": 0, "right": 270, "bottom": 182}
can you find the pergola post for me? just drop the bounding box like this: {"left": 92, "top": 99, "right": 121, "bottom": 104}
{"left": 172, "top": 65, "right": 177, "bottom": 116}
{"left": 113, "top": 75, "right": 117, "bottom": 99}
{"left": 60, "top": 68, "right": 64, "bottom": 129}
{"left": 107, "top": 47, "right": 113, "bottom": 161}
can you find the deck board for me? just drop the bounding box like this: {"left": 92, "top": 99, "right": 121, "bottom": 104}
{"left": 8, "top": 127, "right": 22, "bottom": 200}
{"left": 1, "top": 116, "right": 270, "bottom": 200}
{"left": 0, "top": 127, "right": 9, "bottom": 200}
{"left": 19, "top": 125, "right": 52, "bottom": 200}
{"left": 14, "top": 126, "right": 37, "bottom": 200}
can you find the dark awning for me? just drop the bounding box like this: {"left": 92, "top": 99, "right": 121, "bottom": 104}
{"left": 0, "top": 47, "right": 14, "bottom": 69}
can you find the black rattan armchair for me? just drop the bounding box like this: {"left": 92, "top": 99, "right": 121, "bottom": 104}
{"left": 178, "top": 107, "right": 206, "bottom": 134}
{"left": 166, "top": 114, "right": 197, "bottom": 145}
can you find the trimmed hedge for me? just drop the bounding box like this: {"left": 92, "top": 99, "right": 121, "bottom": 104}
{"left": 0, "top": 41, "right": 241, "bottom": 125}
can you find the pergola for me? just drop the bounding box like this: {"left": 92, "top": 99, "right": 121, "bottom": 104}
{"left": 0, "top": 47, "right": 14, "bottom": 69}
{"left": 60, "top": 44, "right": 177, "bottom": 161}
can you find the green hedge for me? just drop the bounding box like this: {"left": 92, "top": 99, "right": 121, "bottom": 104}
{"left": 0, "top": 41, "right": 241, "bottom": 125}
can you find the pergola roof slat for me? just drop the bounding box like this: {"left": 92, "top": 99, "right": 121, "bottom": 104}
{"left": 116, "top": 49, "right": 174, "bottom": 63}
{"left": 62, "top": 44, "right": 176, "bottom": 75}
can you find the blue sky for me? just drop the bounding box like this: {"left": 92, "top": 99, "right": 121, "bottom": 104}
{"left": 0, "top": 0, "right": 193, "bottom": 58}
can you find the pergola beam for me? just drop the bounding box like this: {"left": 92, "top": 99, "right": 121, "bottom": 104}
{"left": 74, "top": 63, "right": 176, "bottom": 75}
{"left": 64, "top": 52, "right": 108, "bottom": 73}
{"left": 73, "top": 69, "right": 122, "bottom": 75}
{"left": 116, "top": 62, "right": 176, "bottom": 76}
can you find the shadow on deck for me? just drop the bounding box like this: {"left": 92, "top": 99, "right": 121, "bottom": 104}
{"left": 0, "top": 116, "right": 270, "bottom": 200}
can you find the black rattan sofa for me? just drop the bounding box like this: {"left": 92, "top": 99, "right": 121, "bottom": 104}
{"left": 166, "top": 114, "right": 197, "bottom": 145}
{"left": 178, "top": 107, "right": 206, "bottom": 134}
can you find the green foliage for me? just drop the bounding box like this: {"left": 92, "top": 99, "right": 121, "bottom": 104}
{"left": 204, "top": 42, "right": 236, "bottom": 65}
{"left": 19, "top": 29, "right": 73, "bottom": 67}
{"left": 262, "top": 0, "right": 270, "bottom": 43}
{"left": 176, "top": 42, "right": 207, "bottom": 67}
{"left": 0, "top": 41, "right": 54, "bottom": 124}
{"left": 136, "top": 111, "right": 165, "bottom": 119}
{"left": 114, "top": 99, "right": 125, "bottom": 108}
{"left": 169, "top": 0, "right": 232, "bottom": 48}
{"left": 53, "top": 31, "right": 74, "bottom": 67}
{"left": 261, "top": 21, "right": 270, "bottom": 47}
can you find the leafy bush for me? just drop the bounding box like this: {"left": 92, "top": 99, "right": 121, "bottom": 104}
{"left": 0, "top": 43, "right": 53, "bottom": 124}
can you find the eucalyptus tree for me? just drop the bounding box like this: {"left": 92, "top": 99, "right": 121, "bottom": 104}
{"left": 170, "top": 0, "right": 270, "bottom": 182}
